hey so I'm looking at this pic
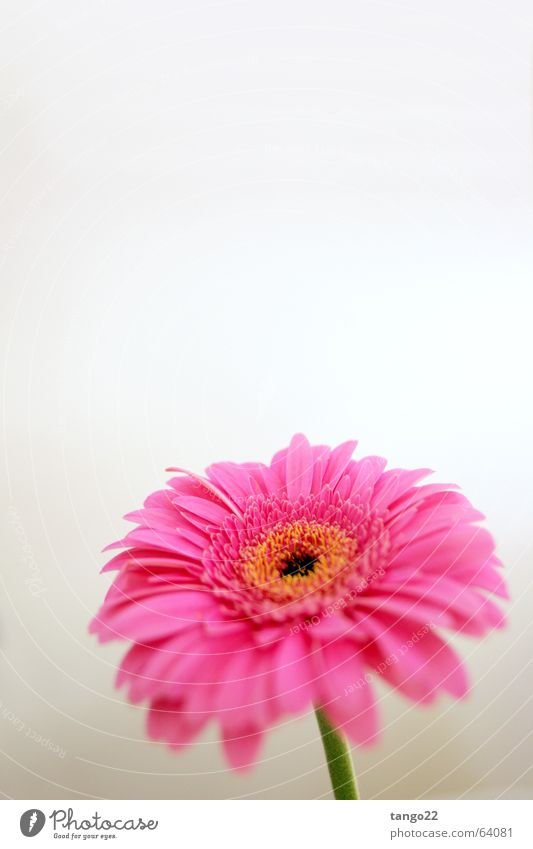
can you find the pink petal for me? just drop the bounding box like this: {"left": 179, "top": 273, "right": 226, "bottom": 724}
{"left": 274, "top": 633, "right": 313, "bottom": 714}
{"left": 375, "top": 579, "right": 506, "bottom": 635}
{"left": 123, "top": 507, "right": 180, "bottom": 531}
{"left": 165, "top": 467, "right": 242, "bottom": 517}
{"left": 206, "top": 462, "right": 267, "bottom": 503}
{"left": 221, "top": 727, "right": 264, "bottom": 771}
{"left": 310, "top": 445, "right": 331, "bottom": 492}
{"left": 390, "top": 524, "right": 496, "bottom": 574}
{"left": 387, "top": 481, "right": 459, "bottom": 519}
{"left": 119, "top": 527, "right": 205, "bottom": 559}
{"left": 117, "top": 629, "right": 201, "bottom": 701}
{"left": 173, "top": 495, "right": 231, "bottom": 526}
{"left": 286, "top": 433, "right": 314, "bottom": 500}
{"left": 101, "top": 549, "right": 196, "bottom": 574}
{"left": 323, "top": 440, "right": 358, "bottom": 490}
{"left": 362, "top": 613, "right": 469, "bottom": 702}
{"left": 371, "top": 468, "right": 432, "bottom": 510}
{"left": 147, "top": 697, "right": 209, "bottom": 748}
{"left": 316, "top": 640, "right": 379, "bottom": 746}
{"left": 348, "top": 456, "right": 387, "bottom": 501}
{"left": 90, "top": 589, "right": 219, "bottom": 643}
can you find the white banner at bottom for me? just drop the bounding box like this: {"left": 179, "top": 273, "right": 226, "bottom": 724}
{"left": 0, "top": 800, "right": 530, "bottom": 848}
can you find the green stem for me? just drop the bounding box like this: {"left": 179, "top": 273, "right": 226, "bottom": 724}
{"left": 315, "top": 707, "right": 359, "bottom": 800}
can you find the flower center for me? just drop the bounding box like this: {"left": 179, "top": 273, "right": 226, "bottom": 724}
{"left": 203, "top": 493, "right": 391, "bottom": 622}
{"left": 238, "top": 520, "right": 358, "bottom": 604}
{"left": 280, "top": 552, "right": 318, "bottom": 578}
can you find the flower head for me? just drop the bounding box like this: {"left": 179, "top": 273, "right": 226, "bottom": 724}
{"left": 90, "top": 434, "right": 507, "bottom": 770}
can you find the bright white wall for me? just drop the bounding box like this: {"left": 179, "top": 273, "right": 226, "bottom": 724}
{"left": 1, "top": 0, "right": 532, "bottom": 799}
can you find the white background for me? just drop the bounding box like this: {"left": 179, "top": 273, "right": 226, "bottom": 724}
{"left": 1, "top": 0, "right": 532, "bottom": 799}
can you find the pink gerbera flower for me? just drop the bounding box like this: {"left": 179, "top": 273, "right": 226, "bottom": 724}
{"left": 90, "top": 434, "right": 507, "bottom": 789}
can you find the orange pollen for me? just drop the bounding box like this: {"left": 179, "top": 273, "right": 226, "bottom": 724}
{"left": 238, "top": 520, "right": 358, "bottom": 602}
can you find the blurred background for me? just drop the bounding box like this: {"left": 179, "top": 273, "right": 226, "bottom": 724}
{"left": 0, "top": 0, "right": 532, "bottom": 799}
